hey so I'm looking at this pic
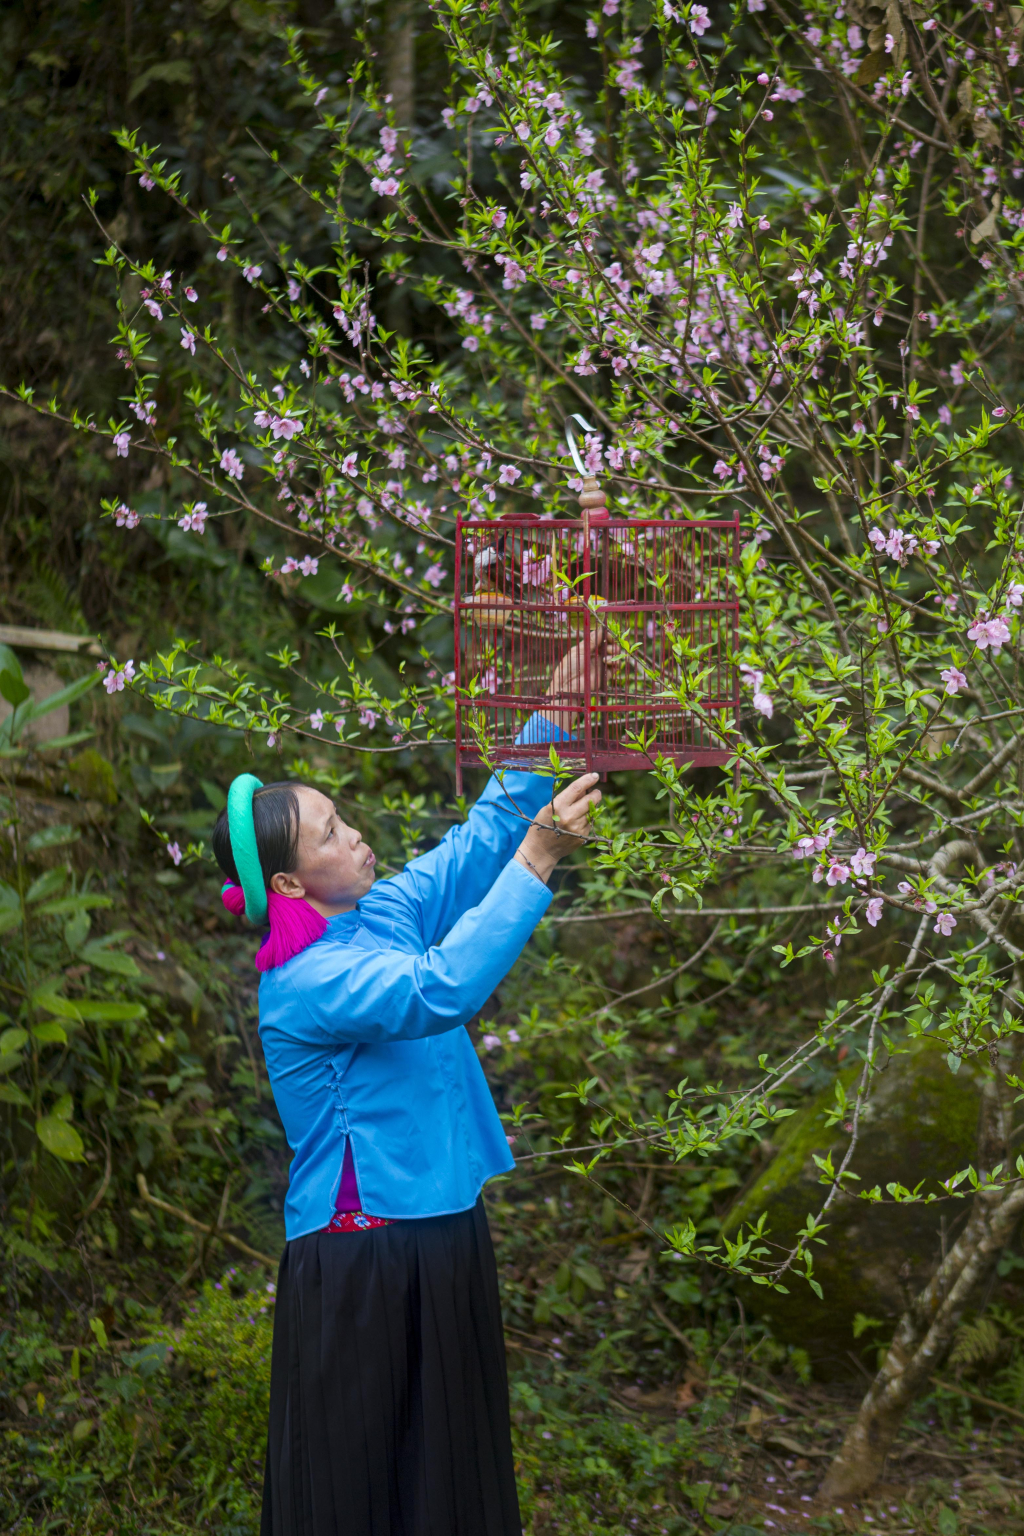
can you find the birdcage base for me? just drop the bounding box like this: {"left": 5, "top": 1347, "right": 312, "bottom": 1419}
{"left": 454, "top": 513, "right": 740, "bottom": 797}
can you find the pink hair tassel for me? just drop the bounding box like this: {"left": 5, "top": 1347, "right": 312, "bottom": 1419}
{"left": 221, "top": 883, "right": 328, "bottom": 972}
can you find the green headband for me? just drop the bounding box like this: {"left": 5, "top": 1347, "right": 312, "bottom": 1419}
{"left": 227, "top": 773, "right": 268, "bottom": 925}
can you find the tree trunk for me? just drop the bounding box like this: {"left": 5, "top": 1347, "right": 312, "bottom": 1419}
{"left": 383, "top": 0, "right": 416, "bottom": 131}
{"left": 820, "top": 1077, "right": 1023, "bottom": 1500}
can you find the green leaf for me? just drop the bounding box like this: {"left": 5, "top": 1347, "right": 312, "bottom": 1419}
{"left": 64, "top": 909, "right": 92, "bottom": 951}
{"left": 936, "top": 1505, "right": 958, "bottom": 1536}
{"left": 0, "top": 879, "right": 20, "bottom": 910}
{"left": 89, "top": 1315, "right": 109, "bottom": 1348}
{"left": 26, "top": 825, "right": 81, "bottom": 852}
{"left": 39, "top": 894, "right": 113, "bottom": 916}
{"left": 74, "top": 1000, "right": 147, "bottom": 1022}
{"left": 32, "top": 1021, "right": 68, "bottom": 1046}
{"left": 0, "top": 664, "right": 30, "bottom": 708}
{"left": 79, "top": 942, "right": 140, "bottom": 977}
{"left": 128, "top": 59, "right": 194, "bottom": 101}
{"left": 34, "top": 730, "right": 96, "bottom": 754}
{"left": 0, "top": 1081, "right": 32, "bottom": 1106}
{"left": 26, "top": 869, "right": 68, "bottom": 903}
{"left": 0, "top": 1028, "right": 28, "bottom": 1054}
{"left": 947, "top": 1052, "right": 962, "bottom": 1075}
{"left": 33, "top": 990, "right": 83, "bottom": 1021}
{"left": 52, "top": 1092, "right": 74, "bottom": 1121}
{"left": 0, "top": 1053, "right": 24, "bottom": 1077}
{"left": 17, "top": 669, "right": 100, "bottom": 726}
{"left": 0, "top": 908, "right": 23, "bottom": 935}
{"left": 36, "top": 1114, "right": 85, "bottom": 1161}
{"left": 573, "top": 1262, "right": 605, "bottom": 1292}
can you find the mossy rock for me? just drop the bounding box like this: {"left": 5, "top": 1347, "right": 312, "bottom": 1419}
{"left": 723, "top": 1044, "right": 985, "bottom": 1379}
{"left": 66, "top": 748, "right": 118, "bottom": 807}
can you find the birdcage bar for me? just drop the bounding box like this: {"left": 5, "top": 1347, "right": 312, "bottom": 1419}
{"left": 453, "top": 515, "right": 739, "bottom": 791}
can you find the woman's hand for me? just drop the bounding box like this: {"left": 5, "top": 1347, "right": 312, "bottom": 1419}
{"left": 515, "top": 771, "right": 603, "bottom": 885}
{"left": 539, "top": 627, "right": 604, "bottom": 728}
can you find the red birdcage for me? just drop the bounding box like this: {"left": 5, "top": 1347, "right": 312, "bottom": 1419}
{"left": 453, "top": 421, "right": 739, "bottom": 791}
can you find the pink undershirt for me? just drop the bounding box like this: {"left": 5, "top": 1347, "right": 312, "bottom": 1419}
{"left": 334, "top": 1137, "right": 361, "bottom": 1213}
{"left": 322, "top": 1138, "right": 393, "bottom": 1233}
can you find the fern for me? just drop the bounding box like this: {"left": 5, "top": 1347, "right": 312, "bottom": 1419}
{"left": 16, "top": 559, "right": 87, "bottom": 635}
{"left": 949, "top": 1317, "right": 1003, "bottom": 1372}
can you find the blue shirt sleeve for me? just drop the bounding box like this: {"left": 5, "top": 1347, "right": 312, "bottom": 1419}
{"left": 366, "top": 713, "right": 572, "bottom": 948}
{"left": 280, "top": 856, "right": 552, "bottom": 1045}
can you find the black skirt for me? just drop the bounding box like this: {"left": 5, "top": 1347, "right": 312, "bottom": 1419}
{"left": 260, "top": 1198, "right": 522, "bottom": 1536}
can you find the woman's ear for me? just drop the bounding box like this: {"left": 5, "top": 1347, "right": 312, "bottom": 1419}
{"left": 270, "top": 870, "right": 307, "bottom": 900}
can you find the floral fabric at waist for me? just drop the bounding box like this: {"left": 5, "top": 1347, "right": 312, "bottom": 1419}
{"left": 323, "top": 1209, "right": 394, "bottom": 1233}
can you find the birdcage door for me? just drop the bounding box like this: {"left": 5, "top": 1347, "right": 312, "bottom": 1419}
{"left": 453, "top": 515, "right": 739, "bottom": 789}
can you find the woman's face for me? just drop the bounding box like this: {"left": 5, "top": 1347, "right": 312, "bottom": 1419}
{"left": 268, "top": 786, "right": 376, "bottom": 916}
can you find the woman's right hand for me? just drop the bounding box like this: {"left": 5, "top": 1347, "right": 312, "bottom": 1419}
{"left": 515, "top": 772, "right": 602, "bottom": 884}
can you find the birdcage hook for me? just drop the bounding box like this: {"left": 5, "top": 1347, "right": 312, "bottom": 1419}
{"left": 564, "top": 413, "right": 610, "bottom": 521}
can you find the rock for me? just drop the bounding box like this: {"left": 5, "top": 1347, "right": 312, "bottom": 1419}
{"left": 0, "top": 664, "right": 69, "bottom": 744}
{"left": 66, "top": 748, "right": 117, "bottom": 806}
{"left": 722, "top": 1044, "right": 986, "bottom": 1379}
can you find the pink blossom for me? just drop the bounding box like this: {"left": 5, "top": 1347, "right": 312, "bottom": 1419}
{"left": 530, "top": 312, "right": 547, "bottom": 330}
{"left": 144, "top": 298, "right": 162, "bottom": 320}
{"left": 758, "top": 217, "right": 771, "bottom": 232}
{"left": 113, "top": 432, "right": 130, "bottom": 457}
{"left": 299, "top": 556, "right": 319, "bottom": 577}
{"left": 424, "top": 564, "right": 446, "bottom": 588}
{"left": 280, "top": 558, "right": 298, "bottom": 575}
{"left": 498, "top": 464, "right": 522, "bottom": 486}
{"left": 243, "top": 264, "right": 262, "bottom": 284}
{"left": 220, "top": 448, "right": 244, "bottom": 481}
{"left": 884, "top": 31, "right": 895, "bottom": 52}
{"left": 103, "top": 669, "right": 126, "bottom": 694}
{"left": 865, "top": 896, "right": 884, "bottom": 927}
{"left": 940, "top": 666, "right": 967, "bottom": 695}
{"left": 216, "top": 246, "right": 229, "bottom": 261}
{"left": 934, "top": 912, "right": 957, "bottom": 936}
{"left": 139, "top": 173, "right": 155, "bottom": 190}
{"left": 359, "top": 707, "right": 378, "bottom": 729}
{"left": 481, "top": 1033, "right": 501, "bottom": 1051}
{"left": 342, "top": 453, "right": 359, "bottom": 475}
{"left": 185, "top": 286, "right": 198, "bottom": 302}
{"left": 115, "top": 504, "right": 139, "bottom": 529}
{"left": 826, "top": 860, "right": 851, "bottom": 887}
{"left": 901, "top": 71, "right": 913, "bottom": 96}
{"left": 968, "top": 615, "right": 1011, "bottom": 652}
{"left": 178, "top": 502, "right": 208, "bottom": 534}
{"left": 850, "top": 847, "right": 876, "bottom": 877}
{"left": 180, "top": 328, "right": 196, "bottom": 355}
{"left": 713, "top": 459, "right": 731, "bottom": 479}
{"left": 1007, "top": 583, "right": 1024, "bottom": 609}
{"left": 167, "top": 842, "right": 183, "bottom": 866}
{"left": 688, "top": 3, "right": 710, "bottom": 34}
{"left": 309, "top": 710, "right": 325, "bottom": 730}
{"left": 753, "top": 690, "right": 773, "bottom": 719}
{"left": 370, "top": 176, "right": 401, "bottom": 197}
{"left": 315, "top": 87, "right": 328, "bottom": 105}
{"left": 272, "top": 417, "right": 303, "bottom": 440}
{"left": 287, "top": 279, "right": 301, "bottom": 302}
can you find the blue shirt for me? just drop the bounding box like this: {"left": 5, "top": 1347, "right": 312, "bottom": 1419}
{"left": 258, "top": 728, "right": 566, "bottom": 1240}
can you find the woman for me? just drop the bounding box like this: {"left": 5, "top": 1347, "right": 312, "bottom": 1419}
{"left": 212, "top": 651, "right": 602, "bottom": 1536}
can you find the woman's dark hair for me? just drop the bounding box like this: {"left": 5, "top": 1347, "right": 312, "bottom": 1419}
{"left": 212, "top": 781, "right": 302, "bottom": 889}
